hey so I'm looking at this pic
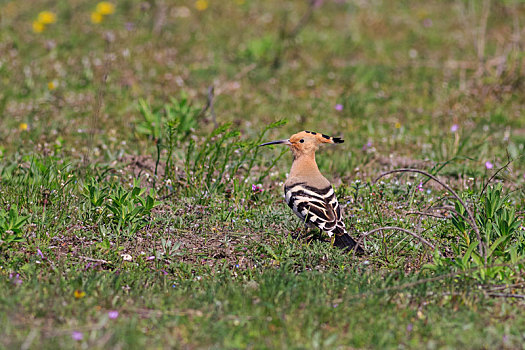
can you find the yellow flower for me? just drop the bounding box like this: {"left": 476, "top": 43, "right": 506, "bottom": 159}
{"left": 91, "top": 11, "right": 103, "bottom": 24}
{"left": 96, "top": 2, "right": 115, "bottom": 15}
{"left": 19, "top": 123, "right": 29, "bottom": 131}
{"left": 37, "top": 11, "right": 56, "bottom": 24}
{"left": 47, "top": 81, "right": 57, "bottom": 90}
{"left": 74, "top": 290, "right": 86, "bottom": 299}
{"left": 32, "top": 21, "right": 45, "bottom": 33}
{"left": 395, "top": 122, "right": 401, "bottom": 129}
{"left": 195, "top": 0, "right": 209, "bottom": 11}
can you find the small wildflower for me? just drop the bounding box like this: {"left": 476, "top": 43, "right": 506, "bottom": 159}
{"left": 32, "top": 21, "right": 45, "bottom": 33}
{"left": 108, "top": 310, "right": 119, "bottom": 319}
{"left": 19, "top": 123, "right": 29, "bottom": 131}
{"left": 91, "top": 11, "right": 103, "bottom": 23}
{"left": 252, "top": 184, "right": 263, "bottom": 193}
{"left": 417, "top": 182, "right": 423, "bottom": 192}
{"left": 146, "top": 256, "right": 155, "bottom": 261}
{"left": 450, "top": 124, "right": 459, "bottom": 132}
{"left": 9, "top": 273, "right": 23, "bottom": 286}
{"left": 71, "top": 331, "right": 83, "bottom": 341}
{"left": 37, "top": 248, "right": 44, "bottom": 259}
{"left": 121, "top": 254, "right": 132, "bottom": 261}
{"left": 195, "top": 0, "right": 209, "bottom": 11}
{"left": 37, "top": 11, "right": 56, "bottom": 24}
{"left": 362, "top": 141, "right": 372, "bottom": 151}
{"left": 422, "top": 18, "right": 433, "bottom": 28}
{"left": 96, "top": 2, "right": 115, "bottom": 15}
{"left": 47, "top": 80, "right": 57, "bottom": 90}
{"left": 334, "top": 104, "right": 343, "bottom": 111}
{"left": 485, "top": 161, "right": 494, "bottom": 170}
{"left": 395, "top": 122, "right": 402, "bottom": 129}
{"left": 74, "top": 290, "right": 86, "bottom": 299}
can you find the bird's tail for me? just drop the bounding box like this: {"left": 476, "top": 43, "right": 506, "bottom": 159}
{"left": 334, "top": 233, "right": 364, "bottom": 254}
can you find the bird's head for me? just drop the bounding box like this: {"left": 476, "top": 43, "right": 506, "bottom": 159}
{"left": 259, "top": 130, "right": 343, "bottom": 158}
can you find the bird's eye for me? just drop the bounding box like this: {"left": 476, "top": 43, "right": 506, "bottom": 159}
{"left": 299, "top": 139, "right": 304, "bottom": 143}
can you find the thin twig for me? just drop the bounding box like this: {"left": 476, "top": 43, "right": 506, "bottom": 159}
{"left": 77, "top": 256, "right": 112, "bottom": 264}
{"left": 198, "top": 85, "right": 217, "bottom": 128}
{"left": 288, "top": 0, "right": 317, "bottom": 38}
{"left": 487, "top": 293, "right": 525, "bottom": 299}
{"left": 407, "top": 211, "right": 447, "bottom": 220}
{"left": 352, "top": 226, "right": 439, "bottom": 258}
{"left": 374, "top": 168, "right": 485, "bottom": 262}
{"left": 272, "top": 0, "right": 317, "bottom": 69}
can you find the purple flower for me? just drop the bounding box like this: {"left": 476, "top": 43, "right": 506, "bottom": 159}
{"left": 407, "top": 323, "right": 413, "bottom": 332}
{"left": 9, "top": 273, "right": 22, "bottom": 286}
{"left": 108, "top": 310, "right": 119, "bottom": 319}
{"left": 313, "top": 0, "right": 324, "bottom": 8}
{"left": 485, "top": 161, "right": 494, "bottom": 170}
{"left": 37, "top": 248, "right": 44, "bottom": 259}
{"left": 146, "top": 256, "right": 155, "bottom": 261}
{"left": 125, "top": 22, "right": 134, "bottom": 31}
{"left": 71, "top": 331, "right": 83, "bottom": 341}
{"left": 417, "top": 182, "right": 423, "bottom": 192}
{"left": 422, "top": 18, "right": 433, "bottom": 28}
{"left": 450, "top": 124, "right": 459, "bottom": 132}
{"left": 335, "top": 104, "right": 343, "bottom": 111}
{"left": 362, "top": 141, "right": 372, "bottom": 151}
{"left": 252, "top": 184, "right": 263, "bottom": 193}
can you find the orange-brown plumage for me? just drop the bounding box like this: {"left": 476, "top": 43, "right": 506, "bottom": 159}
{"left": 260, "top": 131, "right": 363, "bottom": 253}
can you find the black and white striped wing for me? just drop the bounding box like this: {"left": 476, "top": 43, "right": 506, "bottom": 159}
{"left": 284, "top": 183, "right": 346, "bottom": 237}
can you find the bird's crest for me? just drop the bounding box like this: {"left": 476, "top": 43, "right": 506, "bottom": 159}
{"left": 259, "top": 131, "right": 344, "bottom": 151}
{"left": 304, "top": 130, "right": 344, "bottom": 144}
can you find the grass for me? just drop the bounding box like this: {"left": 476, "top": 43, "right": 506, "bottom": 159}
{"left": 1, "top": 0, "right": 525, "bottom": 348}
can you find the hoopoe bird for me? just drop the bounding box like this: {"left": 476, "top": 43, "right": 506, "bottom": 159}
{"left": 260, "top": 131, "right": 364, "bottom": 253}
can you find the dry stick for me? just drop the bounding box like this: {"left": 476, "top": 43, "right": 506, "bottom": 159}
{"left": 422, "top": 205, "right": 475, "bottom": 229}
{"left": 392, "top": 223, "right": 440, "bottom": 253}
{"left": 77, "top": 256, "right": 111, "bottom": 264}
{"left": 352, "top": 226, "right": 439, "bottom": 259}
{"left": 207, "top": 86, "right": 217, "bottom": 129}
{"left": 407, "top": 211, "right": 447, "bottom": 220}
{"left": 272, "top": 0, "right": 317, "bottom": 69}
{"left": 197, "top": 85, "right": 217, "bottom": 129}
{"left": 486, "top": 293, "right": 525, "bottom": 299}
{"left": 373, "top": 168, "right": 485, "bottom": 262}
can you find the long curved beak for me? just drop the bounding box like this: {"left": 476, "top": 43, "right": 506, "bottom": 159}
{"left": 259, "top": 139, "right": 291, "bottom": 147}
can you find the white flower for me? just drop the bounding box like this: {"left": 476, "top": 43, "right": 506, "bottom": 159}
{"left": 121, "top": 254, "right": 132, "bottom": 261}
